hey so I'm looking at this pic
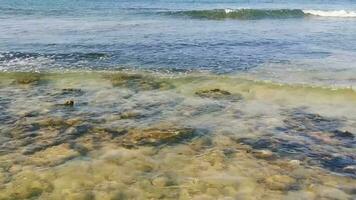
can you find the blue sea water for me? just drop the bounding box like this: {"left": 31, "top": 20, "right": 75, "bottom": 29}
{"left": 0, "top": 0, "right": 355, "bottom": 85}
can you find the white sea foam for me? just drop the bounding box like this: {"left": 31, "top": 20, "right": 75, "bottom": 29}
{"left": 224, "top": 8, "right": 234, "bottom": 14}
{"left": 303, "top": 9, "right": 356, "bottom": 17}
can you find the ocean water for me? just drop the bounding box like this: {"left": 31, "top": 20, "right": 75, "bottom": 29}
{"left": 0, "top": 1, "right": 356, "bottom": 199}
{"left": 1, "top": 0, "right": 356, "bottom": 86}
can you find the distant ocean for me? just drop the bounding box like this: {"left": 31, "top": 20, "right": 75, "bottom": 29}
{"left": 0, "top": 0, "right": 356, "bottom": 87}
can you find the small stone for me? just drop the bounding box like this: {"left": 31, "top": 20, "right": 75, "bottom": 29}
{"left": 151, "top": 176, "right": 171, "bottom": 187}
{"left": 264, "top": 175, "right": 296, "bottom": 190}
{"left": 289, "top": 160, "right": 301, "bottom": 166}
{"left": 64, "top": 100, "right": 74, "bottom": 106}
{"left": 119, "top": 111, "right": 142, "bottom": 119}
{"left": 333, "top": 130, "right": 354, "bottom": 139}
{"left": 252, "top": 149, "right": 274, "bottom": 159}
{"left": 343, "top": 165, "right": 356, "bottom": 174}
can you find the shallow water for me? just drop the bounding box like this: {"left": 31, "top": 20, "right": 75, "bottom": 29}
{"left": 1, "top": 0, "right": 356, "bottom": 199}
{"left": 0, "top": 72, "right": 355, "bottom": 199}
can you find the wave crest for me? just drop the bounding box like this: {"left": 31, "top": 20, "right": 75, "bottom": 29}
{"left": 164, "top": 9, "right": 356, "bottom": 20}
{"left": 303, "top": 9, "right": 356, "bottom": 18}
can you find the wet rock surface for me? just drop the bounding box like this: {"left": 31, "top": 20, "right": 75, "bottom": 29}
{"left": 12, "top": 72, "right": 43, "bottom": 85}
{"left": 122, "top": 126, "right": 204, "bottom": 147}
{"left": 0, "top": 73, "right": 355, "bottom": 199}
{"left": 108, "top": 73, "right": 174, "bottom": 91}
{"left": 195, "top": 88, "right": 243, "bottom": 101}
{"left": 238, "top": 108, "right": 356, "bottom": 176}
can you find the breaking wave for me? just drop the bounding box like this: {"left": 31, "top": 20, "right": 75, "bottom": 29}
{"left": 163, "top": 9, "right": 356, "bottom": 20}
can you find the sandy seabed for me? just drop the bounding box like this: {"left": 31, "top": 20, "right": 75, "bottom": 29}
{"left": 0, "top": 71, "right": 355, "bottom": 200}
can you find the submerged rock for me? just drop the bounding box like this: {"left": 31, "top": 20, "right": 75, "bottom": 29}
{"left": 264, "top": 175, "right": 296, "bottom": 191}
{"left": 64, "top": 100, "right": 74, "bottom": 106}
{"left": 195, "top": 88, "right": 242, "bottom": 101}
{"left": 119, "top": 111, "right": 143, "bottom": 119}
{"left": 16, "top": 118, "right": 91, "bottom": 155}
{"left": 151, "top": 176, "right": 174, "bottom": 187}
{"left": 28, "top": 143, "right": 80, "bottom": 166}
{"left": 108, "top": 73, "right": 174, "bottom": 91}
{"left": 252, "top": 149, "right": 274, "bottom": 159}
{"left": 122, "top": 126, "right": 203, "bottom": 146}
{"left": 12, "top": 72, "right": 42, "bottom": 85}
{"left": 332, "top": 130, "right": 354, "bottom": 139}
{"left": 0, "top": 170, "right": 52, "bottom": 200}
{"left": 61, "top": 88, "right": 84, "bottom": 96}
{"left": 343, "top": 165, "right": 356, "bottom": 174}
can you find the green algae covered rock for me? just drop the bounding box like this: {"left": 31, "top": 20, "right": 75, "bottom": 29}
{"left": 195, "top": 88, "right": 242, "bottom": 101}
{"left": 12, "top": 72, "right": 43, "bottom": 85}
{"left": 122, "top": 126, "right": 202, "bottom": 146}
{"left": 0, "top": 170, "right": 53, "bottom": 200}
{"left": 264, "top": 175, "right": 296, "bottom": 191}
{"left": 108, "top": 73, "right": 174, "bottom": 91}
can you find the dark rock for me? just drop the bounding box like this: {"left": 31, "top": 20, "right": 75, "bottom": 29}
{"left": 108, "top": 73, "right": 174, "bottom": 91}
{"left": 21, "top": 111, "right": 40, "bottom": 118}
{"left": 22, "top": 144, "right": 47, "bottom": 155}
{"left": 195, "top": 88, "right": 242, "bottom": 101}
{"left": 237, "top": 136, "right": 356, "bottom": 175}
{"left": 332, "top": 130, "right": 354, "bottom": 139}
{"left": 64, "top": 100, "right": 74, "bottom": 106}
{"left": 61, "top": 88, "right": 83, "bottom": 96}
{"left": 122, "top": 126, "right": 205, "bottom": 146}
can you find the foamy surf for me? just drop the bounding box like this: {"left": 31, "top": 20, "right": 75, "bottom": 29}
{"left": 303, "top": 9, "right": 356, "bottom": 17}
{"left": 165, "top": 8, "right": 356, "bottom": 20}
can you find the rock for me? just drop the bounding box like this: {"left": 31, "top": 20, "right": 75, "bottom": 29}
{"left": 64, "top": 100, "right": 74, "bottom": 106}
{"left": 61, "top": 88, "right": 83, "bottom": 96}
{"left": 28, "top": 143, "right": 80, "bottom": 166}
{"left": 37, "top": 117, "right": 69, "bottom": 128}
{"left": 108, "top": 73, "right": 173, "bottom": 91}
{"left": 252, "top": 149, "right": 274, "bottom": 159}
{"left": 64, "top": 191, "right": 94, "bottom": 200}
{"left": 0, "top": 169, "right": 7, "bottom": 184}
{"left": 289, "top": 159, "right": 301, "bottom": 166}
{"left": 151, "top": 176, "right": 172, "bottom": 187}
{"left": 190, "top": 136, "right": 213, "bottom": 151}
{"left": 119, "top": 111, "right": 143, "bottom": 119}
{"left": 333, "top": 130, "right": 354, "bottom": 139}
{"left": 0, "top": 170, "right": 52, "bottom": 199}
{"left": 123, "top": 126, "right": 203, "bottom": 146}
{"left": 21, "top": 111, "right": 40, "bottom": 118}
{"left": 13, "top": 72, "right": 42, "bottom": 85}
{"left": 195, "top": 89, "right": 242, "bottom": 101}
{"left": 343, "top": 165, "right": 356, "bottom": 174}
{"left": 316, "top": 186, "right": 351, "bottom": 200}
{"left": 264, "top": 175, "right": 296, "bottom": 190}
